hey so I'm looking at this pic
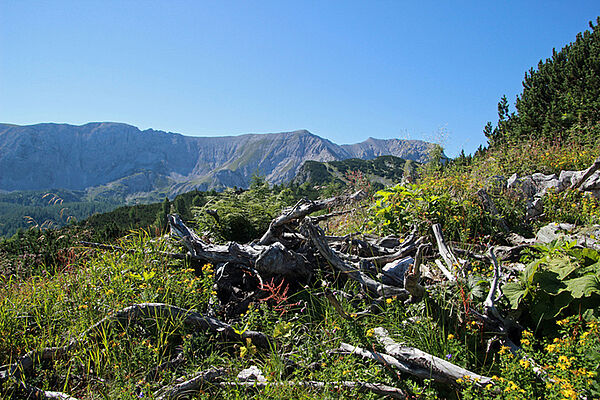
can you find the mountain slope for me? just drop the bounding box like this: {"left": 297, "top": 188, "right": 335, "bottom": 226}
{"left": 0, "top": 122, "right": 440, "bottom": 200}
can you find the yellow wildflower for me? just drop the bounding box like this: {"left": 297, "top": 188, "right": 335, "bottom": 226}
{"left": 545, "top": 344, "right": 557, "bottom": 353}
{"left": 447, "top": 334, "right": 455, "bottom": 340}
{"left": 519, "top": 359, "right": 530, "bottom": 369}
{"left": 562, "top": 388, "right": 577, "bottom": 400}
{"left": 521, "top": 338, "right": 530, "bottom": 346}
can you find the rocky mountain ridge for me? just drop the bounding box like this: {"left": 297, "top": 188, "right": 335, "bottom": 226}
{"left": 0, "top": 122, "right": 439, "bottom": 201}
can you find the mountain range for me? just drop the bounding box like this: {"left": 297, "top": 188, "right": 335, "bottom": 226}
{"left": 0, "top": 122, "right": 439, "bottom": 202}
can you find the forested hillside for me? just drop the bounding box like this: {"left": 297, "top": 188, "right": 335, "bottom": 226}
{"left": 0, "top": 189, "right": 118, "bottom": 237}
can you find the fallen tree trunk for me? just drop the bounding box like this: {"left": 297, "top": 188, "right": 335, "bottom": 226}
{"left": 374, "top": 328, "right": 494, "bottom": 387}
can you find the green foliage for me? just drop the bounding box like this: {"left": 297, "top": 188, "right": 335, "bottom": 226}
{"left": 195, "top": 187, "right": 287, "bottom": 243}
{"left": 79, "top": 202, "right": 162, "bottom": 242}
{"left": 541, "top": 188, "right": 600, "bottom": 226}
{"left": 502, "top": 241, "right": 600, "bottom": 331}
{"left": 369, "top": 182, "right": 504, "bottom": 242}
{"left": 425, "top": 144, "right": 445, "bottom": 174}
{"left": 0, "top": 227, "right": 82, "bottom": 279}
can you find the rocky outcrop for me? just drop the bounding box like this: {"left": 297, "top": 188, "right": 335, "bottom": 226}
{"left": 505, "top": 158, "right": 600, "bottom": 219}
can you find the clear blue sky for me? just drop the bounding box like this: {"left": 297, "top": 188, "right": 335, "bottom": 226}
{"left": 1, "top": 1, "right": 598, "bottom": 157}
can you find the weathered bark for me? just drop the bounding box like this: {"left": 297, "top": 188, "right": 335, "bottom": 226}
{"left": 432, "top": 224, "right": 458, "bottom": 281}
{"left": 374, "top": 328, "right": 494, "bottom": 387}
{"left": 302, "top": 219, "right": 410, "bottom": 299}
{"left": 338, "top": 343, "right": 447, "bottom": 383}
{"left": 258, "top": 191, "right": 366, "bottom": 245}
{"left": 154, "top": 368, "right": 225, "bottom": 400}
{"left": 483, "top": 248, "right": 503, "bottom": 322}
{"left": 404, "top": 244, "right": 426, "bottom": 303}
{"left": 570, "top": 155, "right": 600, "bottom": 190}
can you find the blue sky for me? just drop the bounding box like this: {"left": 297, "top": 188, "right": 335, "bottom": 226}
{"left": 1, "top": 1, "right": 598, "bottom": 157}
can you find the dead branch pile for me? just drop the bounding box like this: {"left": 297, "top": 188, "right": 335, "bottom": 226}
{"left": 3, "top": 189, "right": 547, "bottom": 399}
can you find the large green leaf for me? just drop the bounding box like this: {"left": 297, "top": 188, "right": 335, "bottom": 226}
{"left": 545, "top": 255, "right": 578, "bottom": 280}
{"left": 564, "top": 274, "right": 600, "bottom": 298}
{"left": 533, "top": 270, "right": 566, "bottom": 295}
{"left": 502, "top": 282, "right": 527, "bottom": 309}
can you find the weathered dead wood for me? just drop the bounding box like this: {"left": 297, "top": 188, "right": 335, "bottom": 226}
{"left": 19, "top": 383, "right": 80, "bottom": 400}
{"left": 374, "top": 327, "right": 494, "bottom": 386}
{"left": 432, "top": 224, "right": 458, "bottom": 281}
{"left": 258, "top": 190, "right": 366, "bottom": 245}
{"left": 219, "top": 380, "right": 408, "bottom": 399}
{"left": 338, "top": 343, "right": 447, "bottom": 383}
{"left": 154, "top": 368, "right": 225, "bottom": 400}
{"left": 483, "top": 248, "right": 503, "bottom": 323}
{"left": 169, "top": 215, "right": 311, "bottom": 280}
{"left": 363, "top": 239, "right": 420, "bottom": 268}
{"left": 434, "top": 259, "right": 454, "bottom": 281}
{"left": 168, "top": 214, "right": 205, "bottom": 257}
{"left": 302, "top": 219, "right": 409, "bottom": 299}
{"left": 0, "top": 303, "right": 271, "bottom": 382}
{"left": 570, "top": 155, "right": 600, "bottom": 191}
{"left": 404, "top": 244, "right": 426, "bottom": 303}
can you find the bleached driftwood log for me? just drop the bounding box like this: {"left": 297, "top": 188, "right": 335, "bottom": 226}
{"left": 432, "top": 224, "right": 458, "bottom": 281}
{"left": 374, "top": 328, "right": 494, "bottom": 386}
